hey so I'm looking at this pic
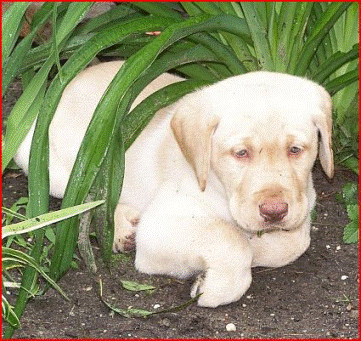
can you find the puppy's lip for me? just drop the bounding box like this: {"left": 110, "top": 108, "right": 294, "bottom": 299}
{"left": 240, "top": 225, "right": 291, "bottom": 236}
{"left": 235, "top": 218, "right": 292, "bottom": 234}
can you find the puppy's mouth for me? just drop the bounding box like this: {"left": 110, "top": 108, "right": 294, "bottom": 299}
{"left": 256, "top": 226, "right": 291, "bottom": 236}
{"left": 239, "top": 223, "right": 291, "bottom": 236}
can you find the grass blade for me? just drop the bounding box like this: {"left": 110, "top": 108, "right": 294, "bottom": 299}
{"left": 74, "top": 4, "right": 138, "bottom": 35}
{"left": 44, "top": 16, "right": 178, "bottom": 281}
{"left": 311, "top": 44, "right": 359, "bottom": 83}
{"left": 3, "top": 3, "right": 94, "bottom": 172}
{"left": 2, "top": 201, "right": 104, "bottom": 239}
{"left": 123, "top": 79, "right": 211, "bottom": 150}
{"left": 55, "top": 2, "right": 93, "bottom": 43}
{"left": 2, "top": 2, "right": 54, "bottom": 93}
{"left": 2, "top": 80, "right": 46, "bottom": 171}
{"left": 293, "top": 2, "right": 352, "bottom": 76}
{"left": 133, "top": 2, "right": 183, "bottom": 20}
{"left": 240, "top": 3, "right": 274, "bottom": 70}
{"left": 324, "top": 69, "right": 359, "bottom": 95}
{"left": 2, "top": 294, "right": 21, "bottom": 328}
{"left": 2, "top": 2, "right": 30, "bottom": 65}
{"left": 3, "top": 248, "right": 69, "bottom": 300}
{"left": 92, "top": 111, "right": 127, "bottom": 263}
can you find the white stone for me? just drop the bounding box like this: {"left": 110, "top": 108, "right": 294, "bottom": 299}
{"left": 226, "top": 323, "right": 236, "bottom": 332}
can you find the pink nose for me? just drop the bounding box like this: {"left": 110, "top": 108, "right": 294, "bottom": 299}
{"left": 259, "top": 201, "right": 288, "bottom": 223}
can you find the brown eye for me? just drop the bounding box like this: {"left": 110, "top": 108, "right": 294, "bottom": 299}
{"left": 288, "top": 146, "right": 302, "bottom": 156}
{"left": 232, "top": 149, "right": 249, "bottom": 159}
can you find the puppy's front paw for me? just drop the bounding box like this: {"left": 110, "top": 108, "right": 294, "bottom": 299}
{"left": 191, "top": 272, "right": 222, "bottom": 308}
{"left": 113, "top": 204, "right": 140, "bottom": 253}
{"left": 190, "top": 268, "right": 252, "bottom": 308}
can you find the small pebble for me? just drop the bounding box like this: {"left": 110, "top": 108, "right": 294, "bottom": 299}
{"left": 153, "top": 304, "right": 161, "bottom": 309}
{"left": 336, "top": 246, "right": 341, "bottom": 251}
{"left": 326, "top": 245, "right": 331, "bottom": 249}
{"left": 341, "top": 275, "right": 348, "bottom": 281}
{"left": 159, "top": 318, "right": 171, "bottom": 327}
{"left": 226, "top": 323, "right": 236, "bottom": 332}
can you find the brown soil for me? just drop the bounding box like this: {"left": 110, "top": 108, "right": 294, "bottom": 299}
{"left": 2, "top": 81, "right": 359, "bottom": 339}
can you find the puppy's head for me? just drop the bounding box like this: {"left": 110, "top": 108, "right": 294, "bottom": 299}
{"left": 171, "top": 72, "right": 333, "bottom": 233}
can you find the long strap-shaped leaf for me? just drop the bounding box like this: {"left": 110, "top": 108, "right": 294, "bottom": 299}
{"left": 311, "top": 43, "right": 359, "bottom": 84}
{"left": 240, "top": 3, "right": 274, "bottom": 71}
{"left": 293, "top": 2, "right": 352, "bottom": 76}
{"left": 2, "top": 248, "right": 68, "bottom": 300}
{"left": 3, "top": 4, "right": 96, "bottom": 338}
{"left": 95, "top": 77, "right": 215, "bottom": 260}
{"left": 2, "top": 2, "right": 94, "bottom": 172}
{"left": 123, "top": 79, "right": 212, "bottom": 151}
{"left": 2, "top": 2, "right": 54, "bottom": 93}
{"left": 92, "top": 43, "right": 217, "bottom": 260}
{"left": 14, "top": 19, "right": 177, "bottom": 324}
{"left": 324, "top": 69, "right": 359, "bottom": 96}
{"left": 29, "top": 15, "right": 177, "bottom": 282}
{"left": 2, "top": 2, "right": 30, "bottom": 65}
{"left": 2, "top": 201, "right": 104, "bottom": 239}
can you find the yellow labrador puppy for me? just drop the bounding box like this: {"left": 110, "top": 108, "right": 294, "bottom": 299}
{"left": 14, "top": 61, "right": 333, "bottom": 307}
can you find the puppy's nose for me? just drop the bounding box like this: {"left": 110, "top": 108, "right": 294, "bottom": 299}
{"left": 259, "top": 201, "right": 288, "bottom": 223}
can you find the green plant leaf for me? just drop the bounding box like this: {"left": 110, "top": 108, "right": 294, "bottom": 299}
{"left": 339, "top": 156, "right": 359, "bottom": 175}
{"left": 2, "top": 196, "right": 28, "bottom": 226}
{"left": 2, "top": 200, "right": 104, "bottom": 239}
{"left": 240, "top": 3, "right": 274, "bottom": 70}
{"left": 2, "top": 3, "right": 94, "bottom": 172}
{"left": 99, "top": 278, "right": 199, "bottom": 318}
{"left": 324, "top": 69, "right": 359, "bottom": 95}
{"left": 46, "top": 16, "right": 178, "bottom": 282}
{"left": 133, "top": 2, "right": 184, "bottom": 20}
{"left": 2, "top": 294, "right": 21, "bottom": 328}
{"left": 2, "top": 2, "right": 54, "bottom": 93}
{"left": 294, "top": 2, "right": 352, "bottom": 76}
{"left": 336, "top": 182, "right": 358, "bottom": 206}
{"left": 2, "top": 247, "right": 69, "bottom": 300}
{"left": 311, "top": 44, "right": 359, "bottom": 84}
{"left": 2, "top": 79, "right": 47, "bottom": 172}
{"left": 2, "top": 2, "right": 30, "bottom": 65}
{"left": 121, "top": 280, "right": 156, "bottom": 292}
{"left": 343, "top": 204, "right": 359, "bottom": 244}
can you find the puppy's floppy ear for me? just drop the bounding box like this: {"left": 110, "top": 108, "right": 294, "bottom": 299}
{"left": 313, "top": 86, "right": 334, "bottom": 178}
{"left": 171, "top": 98, "right": 219, "bottom": 191}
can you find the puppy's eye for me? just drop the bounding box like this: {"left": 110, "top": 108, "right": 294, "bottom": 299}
{"left": 232, "top": 149, "right": 249, "bottom": 159}
{"left": 288, "top": 146, "right": 302, "bottom": 156}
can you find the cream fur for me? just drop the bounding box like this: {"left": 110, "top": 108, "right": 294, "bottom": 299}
{"left": 14, "top": 61, "right": 333, "bottom": 307}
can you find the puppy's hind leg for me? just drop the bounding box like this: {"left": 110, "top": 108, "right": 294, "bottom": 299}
{"left": 113, "top": 203, "right": 140, "bottom": 253}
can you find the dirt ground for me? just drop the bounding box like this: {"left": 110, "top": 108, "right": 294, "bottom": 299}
{"left": 2, "top": 81, "right": 359, "bottom": 339}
